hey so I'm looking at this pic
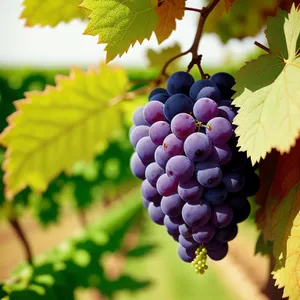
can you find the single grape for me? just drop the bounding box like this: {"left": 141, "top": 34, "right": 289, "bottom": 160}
{"left": 149, "top": 87, "right": 168, "bottom": 100}
{"left": 143, "top": 101, "right": 166, "bottom": 125}
{"left": 178, "top": 244, "right": 197, "bottom": 262}
{"left": 206, "top": 117, "right": 233, "bottom": 145}
{"left": 178, "top": 178, "right": 203, "bottom": 203}
{"left": 179, "top": 223, "right": 193, "bottom": 239}
{"left": 208, "top": 144, "right": 232, "bottom": 166}
{"left": 148, "top": 202, "right": 165, "bottom": 225}
{"left": 141, "top": 179, "right": 161, "bottom": 204}
{"left": 130, "top": 125, "right": 149, "bottom": 148}
{"left": 166, "top": 155, "right": 194, "bottom": 184}
{"left": 167, "top": 228, "right": 180, "bottom": 242}
{"left": 164, "top": 215, "right": 181, "bottom": 232}
{"left": 197, "top": 86, "right": 221, "bottom": 102}
{"left": 195, "top": 161, "right": 222, "bottom": 188}
{"left": 233, "top": 200, "right": 251, "bottom": 223}
{"left": 169, "top": 214, "right": 184, "bottom": 225}
{"left": 189, "top": 79, "right": 217, "bottom": 101}
{"left": 164, "top": 94, "right": 193, "bottom": 122}
{"left": 136, "top": 136, "right": 157, "bottom": 163}
{"left": 132, "top": 106, "right": 149, "bottom": 126}
{"left": 205, "top": 238, "right": 223, "bottom": 251}
{"left": 243, "top": 171, "right": 260, "bottom": 196}
{"left": 182, "top": 201, "right": 211, "bottom": 227}
{"left": 163, "top": 134, "right": 184, "bottom": 157}
{"left": 218, "top": 106, "right": 236, "bottom": 123}
{"left": 193, "top": 98, "right": 218, "bottom": 123}
{"left": 161, "top": 194, "right": 184, "bottom": 217}
{"left": 207, "top": 242, "right": 228, "bottom": 261}
{"left": 167, "top": 71, "right": 195, "bottom": 95}
{"left": 154, "top": 145, "right": 171, "bottom": 169}
{"left": 130, "top": 152, "right": 147, "bottom": 180}
{"left": 145, "top": 162, "right": 164, "bottom": 187}
{"left": 156, "top": 173, "right": 178, "bottom": 196}
{"left": 215, "top": 222, "right": 238, "bottom": 243}
{"left": 210, "top": 72, "right": 235, "bottom": 99}
{"left": 184, "top": 133, "right": 212, "bottom": 162}
{"left": 204, "top": 184, "right": 228, "bottom": 205}
{"left": 149, "top": 93, "right": 169, "bottom": 104}
{"left": 171, "top": 113, "right": 196, "bottom": 140}
{"left": 179, "top": 235, "right": 199, "bottom": 249}
{"left": 192, "top": 223, "right": 216, "bottom": 244}
{"left": 210, "top": 203, "right": 233, "bottom": 228}
{"left": 142, "top": 197, "right": 150, "bottom": 208}
{"left": 227, "top": 193, "right": 247, "bottom": 209}
{"left": 150, "top": 121, "right": 171, "bottom": 146}
{"left": 222, "top": 172, "right": 245, "bottom": 193}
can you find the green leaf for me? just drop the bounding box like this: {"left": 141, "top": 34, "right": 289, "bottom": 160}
{"left": 255, "top": 234, "right": 273, "bottom": 256}
{"left": 21, "top": 0, "right": 89, "bottom": 27}
{"left": 0, "top": 64, "right": 128, "bottom": 198}
{"left": 233, "top": 5, "right": 300, "bottom": 163}
{"left": 82, "top": 0, "right": 158, "bottom": 63}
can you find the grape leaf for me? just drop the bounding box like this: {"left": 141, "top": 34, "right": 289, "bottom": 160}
{"left": 0, "top": 64, "right": 128, "bottom": 198}
{"left": 233, "top": 5, "right": 300, "bottom": 164}
{"left": 147, "top": 43, "right": 181, "bottom": 73}
{"left": 21, "top": 0, "right": 88, "bottom": 27}
{"left": 224, "top": 0, "right": 235, "bottom": 12}
{"left": 256, "top": 140, "right": 300, "bottom": 299}
{"left": 154, "top": 0, "right": 185, "bottom": 43}
{"left": 81, "top": 0, "right": 158, "bottom": 63}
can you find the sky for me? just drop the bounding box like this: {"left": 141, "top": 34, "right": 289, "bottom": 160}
{"left": 0, "top": 0, "right": 261, "bottom": 69}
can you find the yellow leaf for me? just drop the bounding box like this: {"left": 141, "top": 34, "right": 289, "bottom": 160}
{"left": 0, "top": 64, "right": 128, "bottom": 198}
{"left": 21, "top": 0, "right": 88, "bottom": 27}
{"left": 233, "top": 5, "right": 300, "bottom": 164}
{"left": 154, "top": 0, "right": 185, "bottom": 43}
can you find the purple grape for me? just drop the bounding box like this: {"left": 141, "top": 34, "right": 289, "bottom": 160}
{"left": 211, "top": 203, "right": 233, "bottom": 228}
{"left": 197, "top": 86, "right": 221, "bottom": 102}
{"left": 169, "top": 214, "right": 184, "bottom": 225}
{"left": 203, "top": 184, "right": 228, "bottom": 205}
{"left": 132, "top": 106, "right": 149, "bottom": 126}
{"left": 156, "top": 173, "right": 178, "bottom": 196}
{"left": 179, "top": 223, "right": 193, "bottom": 239}
{"left": 145, "top": 162, "right": 164, "bottom": 187}
{"left": 179, "top": 235, "right": 199, "bottom": 249}
{"left": 193, "top": 98, "right": 218, "bottom": 123}
{"left": 154, "top": 145, "right": 171, "bottom": 169}
{"left": 206, "top": 117, "right": 233, "bottom": 145}
{"left": 130, "top": 125, "right": 149, "bottom": 148}
{"left": 218, "top": 106, "right": 236, "bottom": 123}
{"left": 222, "top": 172, "right": 245, "bottom": 193}
{"left": 142, "top": 197, "right": 150, "bottom": 208}
{"left": 167, "top": 72, "right": 195, "bottom": 96}
{"left": 143, "top": 101, "right": 166, "bottom": 125}
{"left": 192, "top": 223, "right": 216, "bottom": 244}
{"left": 168, "top": 229, "right": 180, "bottom": 241}
{"left": 136, "top": 136, "right": 157, "bottom": 163}
{"left": 141, "top": 180, "right": 161, "bottom": 203}
{"left": 184, "top": 133, "right": 212, "bottom": 162}
{"left": 227, "top": 193, "right": 247, "bottom": 209}
{"left": 149, "top": 121, "right": 171, "bottom": 146}
{"left": 164, "top": 215, "right": 181, "bottom": 232}
{"left": 178, "top": 178, "right": 203, "bottom": 203}
{"left": 161, "top": 194, "right": 184, "bottom": 217}
{"left": 163, "top": 134, "right": 184, "bottom": 156}
{"left": 164, "top": 94, "right": 193, "bottom": 121}
{"left": 129, "top": 125, "right": 136, "bottom": 135}
{"left": 150, "top": 93, "right": 169, "bottom": 104}
{"left": 178, "top": 245, "right": 197, "bottom": 262}
{"left": 207, "top": 242, "right": 228, "bottom": 261}
{"left": 189, "top": 79, "right": 217, "bottom": 101}
{"left": 205, "top": 238, "right": 223, "bottom": 251}
{"left": 215, "top": 222, "right": 238, "bottom": 243}
{"left": 149, "top": 88, "right": 168, "bottom": 100}
{"left": 195, "top": 162, "right": 222, "bottom": 188}
{"left": 182, "top": 201, "right": 211, "bottom": 227}
{"left": 130, "top": 152, "right": 147, "bottom": 180}
{"left": 171, "top": 113, "right": 196, "bottom": 140}
{"left": 148, "top": 202, "right": 165, "bottom": 225}
{"left": 243, "top": 171, "right": 260, "bottom": 197}
{"left": 166, "top": 155, "right": 194, "bottom": 184}
{"left": 233, "top": 200, "right": 251, "bottom": 223}
{"left": 209, "top": 144, "right": 232, "bottom": 166}
{"left": 210, "top": 72, "right": 235, "bottom": 99}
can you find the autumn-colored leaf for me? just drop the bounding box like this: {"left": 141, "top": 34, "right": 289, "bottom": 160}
{"left": 154, "top": 0, "right": 185, "bottom": 43}
{"left": 224, "top": 0, "right": 235, "bottom": 12}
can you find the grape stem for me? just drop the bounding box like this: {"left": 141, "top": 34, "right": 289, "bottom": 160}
{"left": 157, "top": 0, "right": 220, "bottom": 81}
{"left": 254, "top": 41, "right": 271, "bottom": 54}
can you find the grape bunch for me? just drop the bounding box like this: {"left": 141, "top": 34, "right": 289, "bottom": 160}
{"left": 129, "top": 71, "right": 260, "bottom": 274}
